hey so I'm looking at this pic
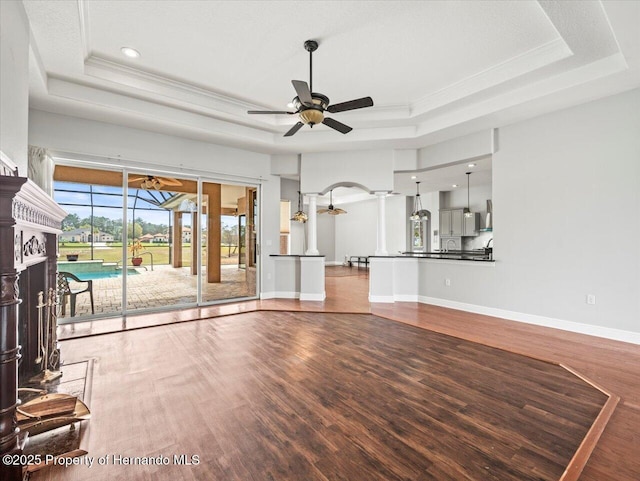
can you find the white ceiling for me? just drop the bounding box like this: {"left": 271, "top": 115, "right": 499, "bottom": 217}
{"left": 23, "top": 1, "right": 640, "bottom": 161}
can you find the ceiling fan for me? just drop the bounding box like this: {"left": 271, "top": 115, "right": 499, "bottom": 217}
{"left": 248, "top": 40, "right": 374, "bottom": 137}
{"left": 128, "top": 175, "right": 183, "bottom": 190}
{"left": 317, "top": 190, "right": 347, "bottom": 215}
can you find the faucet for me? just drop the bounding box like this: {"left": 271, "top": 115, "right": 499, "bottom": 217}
{"left": 485, "top": 238, "right": 493, "bottom": 259}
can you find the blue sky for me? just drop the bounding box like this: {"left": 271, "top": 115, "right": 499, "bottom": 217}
{"left": 54, "top": 181, "right": 237, "bottom": 228}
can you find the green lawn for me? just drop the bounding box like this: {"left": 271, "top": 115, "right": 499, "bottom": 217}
{"left": 59, "top": 243, "right": 239, "bottom": 266}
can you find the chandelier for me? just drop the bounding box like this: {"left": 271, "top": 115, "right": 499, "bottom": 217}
{"left": 290, "top": 190, "right": 308, "bottom": 223}
{"left": 464, "top": 172, "right": 473, "bottom": 218}
{"left": 410, "top": 181, "right": 428, "bottom": 221}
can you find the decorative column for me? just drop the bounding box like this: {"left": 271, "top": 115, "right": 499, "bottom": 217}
{"left": 191, "top": 210, "right": 198, "bottom": 276}
{"left": 0, "top": 176, "right": 27, "bottom": 481}
{"left": 375, "top": 191, "right": 389, "bottom": 256}
{"left": 203, "top": 183, "right": 221, "bottom": 283}
{"left": 305, "top": 194, "right": 319, "bottom": 255}
{"left": 171, "top": 211, "right": 183, "bottom": 268}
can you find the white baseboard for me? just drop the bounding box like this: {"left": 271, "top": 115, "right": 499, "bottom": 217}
{"left": 300, "top": 292, "right": 326, "bottom": 301}
{"left": 324, "top": 261, "right": 342, "bottom": 266}
{"left": 393, "top": 294, "right": 419, "bottom": 302}
{"left": 263, "top": 291, "right": 325, "bottom": 301}
{"left": 369, "top": 294, "right": 395, "bottom": 303}
{"left": 417, "top": 296, "right": 640, "bottom": 345}
{"left": 260, "top": 291, "right": 299, "bottom": 300}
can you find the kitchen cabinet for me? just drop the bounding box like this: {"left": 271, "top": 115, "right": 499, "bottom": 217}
{"left": 463, "top": 212, "right": 480, "bottom": 236}
{"left": 440, "top": 209, "right": 464, "bottom": 236}
{"left": 440, "top": 209, "right": 480, "bottom": 237}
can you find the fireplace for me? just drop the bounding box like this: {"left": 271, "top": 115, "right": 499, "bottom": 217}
{"left": 0, "top": 152, "right": 66, "bottom": 480}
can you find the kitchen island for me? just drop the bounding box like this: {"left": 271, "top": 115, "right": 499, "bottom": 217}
{"left": 369, "top": 253, "right": 495, "bottom": 303}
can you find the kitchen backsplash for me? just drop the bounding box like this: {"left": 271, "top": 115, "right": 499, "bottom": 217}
{"left": 462, "top": 231, "right": 493, "bottom": 250}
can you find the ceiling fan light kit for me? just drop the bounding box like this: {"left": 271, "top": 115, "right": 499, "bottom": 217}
{"left": 129, "top": 175, "right": 183, "bottom": 190}
{"left": 317, "top": 190, "right": 347, "bottom": 215}
{"left": 248, "top": 39, "right": 373, "bottom": 137}
{"left": 142, "top": 177, "right": 161, "bottom": 190}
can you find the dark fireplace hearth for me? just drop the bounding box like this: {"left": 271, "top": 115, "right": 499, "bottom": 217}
{"left": 0, "top": 153, "right": 67, "bottom": 481}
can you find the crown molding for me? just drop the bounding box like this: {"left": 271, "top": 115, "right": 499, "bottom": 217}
{"left": 47, "top": 76, "right": 276, "bottom": 143}
{"left": 411, "top": 37, "right": 572, "bottom": 116}
{"left": 84, "top": 55, "right": 259, "bottom": 116}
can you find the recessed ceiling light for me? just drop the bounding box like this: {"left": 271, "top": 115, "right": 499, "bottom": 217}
{"left": 121, "top": 47, "right": 141, "bottom": 58}
{"left": 468, "top": 163, "right": 476, "bottom": 168}
{"left": 452, "top": 184, "right": 458, "bottom": 188}
{"left": 410, "top": 175, "right": 417, "bottom": 179}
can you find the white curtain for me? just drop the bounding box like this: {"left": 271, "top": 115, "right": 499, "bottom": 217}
{"left": 28, "top": 145, "right": 53, "bottom": 196}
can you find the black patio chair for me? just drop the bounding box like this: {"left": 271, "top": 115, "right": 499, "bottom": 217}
{"left": 57, "top": 271, "right": 94, "bottom": 317}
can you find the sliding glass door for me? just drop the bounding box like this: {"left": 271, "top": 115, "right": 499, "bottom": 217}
{"left": 200, "top": 182, "right": 258, "bottom": 303}
{"left": 125, "top": 172, "right": 197, "bottom": 311}
{"left": 54, "top": 164, "right": 259, "bottom": 322}
{"left": 54, "top": 171, "right": 124, "bottom": 321}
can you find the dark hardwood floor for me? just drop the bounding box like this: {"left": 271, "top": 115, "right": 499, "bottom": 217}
{"left": 38, "top": 311, "right": 608, "bottom": 481}
{"left": 45, "top": 266, "right": 639, "bottom": 480}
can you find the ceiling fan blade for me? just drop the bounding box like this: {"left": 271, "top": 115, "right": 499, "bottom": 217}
{"left": 292, "top": 80, "right": 313, "bottom": 106}
{"left": 157, "top": 177, "right": 183, "bottom": 186}
{"left": 284, "top": 121, "right": 305, "bottom": 137}
{"left": 248, "top": 110, "right": 295, "bottom": 115}
{"left": 322, "top": 117, "right": 352, "bottom": 134}
{"left": 327, "top": 96, "right": 374, "bottom": 113}
{"left": 334, "top": 208, "right": 347, "bottom": 214}
{"left": 128, "top": 176, "right": 147, "bottom": 182}
{"left": 317, "top": 208, "right": 330, "bottom": 214}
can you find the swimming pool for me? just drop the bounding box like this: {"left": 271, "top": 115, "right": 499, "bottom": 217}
{"left": 73, "top": 270, "right": 139, "bottom": 281}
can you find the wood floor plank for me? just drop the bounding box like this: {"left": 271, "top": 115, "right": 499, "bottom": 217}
{"left": 36, "top": 310, "right": 613, "bottom": 481}
{"left": 43, "top": 268, "right": 639, "bottom": 481}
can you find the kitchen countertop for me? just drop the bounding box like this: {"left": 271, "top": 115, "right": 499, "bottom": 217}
{"left": 396, "top": 250, "right": 494, "bottom": 262}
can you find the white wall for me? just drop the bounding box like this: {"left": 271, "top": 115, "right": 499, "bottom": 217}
{"left": 334, "top": 194, "right": 407, "bottom": 261}
{"left": 0, "top": 0, "right": 30, "bottom": 174}
{"left": 301, "top": 149, "right": 394, "bottom": 194}
{"left": 441, "top": 184, "right": 492, "bottom": 214}
{"left": 280, "top": 177, "right": 305, "bottom": 255}
{"left": 317, "top": 213, "right": 335, "bottom": 262}
{"left": 418, "top": 130, "right": 493, "bottom": 170}
{"left": 419, "top": 88, "right": 640, "bottom": 338}
{"left": 28, "top": 110, "right": 280, "bottom": 295}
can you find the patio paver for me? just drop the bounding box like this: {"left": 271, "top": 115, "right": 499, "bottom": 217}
{"left": 59, "top": 265, "right": 254, "bottom": 318}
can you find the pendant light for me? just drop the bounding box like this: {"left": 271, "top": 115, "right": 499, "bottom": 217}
{"left": 410, "top": 181, "right": 428, "bottom": 221}
{"left": 464, "top": 172, "right": 473, "bottom": 218}
{"left": 290, "top": 190, "right": 308, "bottom": 223}
{"left": 317, "top": 190, "right": 347, "bottom": 215}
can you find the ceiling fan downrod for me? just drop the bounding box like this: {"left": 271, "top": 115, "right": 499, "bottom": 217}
{"left": 304, "top": 40, "right": 318, "bottom": 93}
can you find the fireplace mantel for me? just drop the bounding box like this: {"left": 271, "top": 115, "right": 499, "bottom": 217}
{"left": 12, "top": 178, "right": 67, "bottom": 269}
{"left": 0, "top": 151, "right": 66, "bottom": 481}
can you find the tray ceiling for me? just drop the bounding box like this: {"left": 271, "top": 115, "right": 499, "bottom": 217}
{"left": 24, "top": 0, "right": 640, "bottom": 154}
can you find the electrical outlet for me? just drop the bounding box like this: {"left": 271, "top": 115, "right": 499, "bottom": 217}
{"left": 586, "top": 294, "right": 596, "bottom": 305}
{"left": 445, "top": 278, "right": 451, "bottom": 287}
